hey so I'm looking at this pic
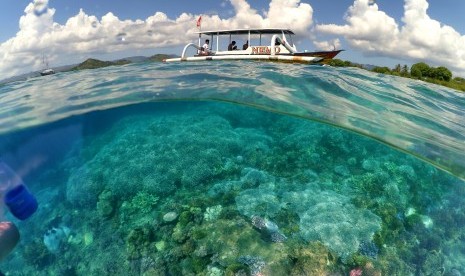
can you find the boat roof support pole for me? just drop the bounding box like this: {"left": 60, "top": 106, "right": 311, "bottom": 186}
{"left": 248, "top": 31, "right": 250, "bottom": 46}
{"left": 211, "top": 34, "right": 214, "bottom": 51}
{"left": 217, "top": 33, "right": 220, "bottom": 52}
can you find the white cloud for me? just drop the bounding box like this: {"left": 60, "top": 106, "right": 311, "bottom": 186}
{"left": 316, "top": 0, "right": 465, "bottom": 75}
{"left": 313, "top": 38, "right": 341, "bottom": 51}
{"left": 0, "top": 0, "right": 314, "bottom": 79}
{"left": 265, "top": 0, "right": 313, "bottom": 34}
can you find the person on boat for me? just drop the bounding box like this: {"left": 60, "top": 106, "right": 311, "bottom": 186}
{"left": 228, "top": 41, "right": 237, "bottom": 51}
{"left": 242, "top": 40, "right": 249, "bottom": 50}
{"left": 201, "top": 39, "right": 210, "bottom": 55}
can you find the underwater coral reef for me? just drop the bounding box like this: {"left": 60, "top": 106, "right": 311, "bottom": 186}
{"left": 1, "top": 102, "right": 465, "bottom": 275}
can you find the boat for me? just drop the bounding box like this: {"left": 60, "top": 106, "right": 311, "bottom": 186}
{"left": 40, "top": 68, "right": 55, "bottom": 76}
{"left": 40, "top": 55, "right": 55, "bottom": 76}
{"left": 164, "top": 28, "right": 343, "bottom": 63}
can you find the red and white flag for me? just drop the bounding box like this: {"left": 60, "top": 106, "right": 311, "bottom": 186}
{"left": 196, "top": 16, "right": 202, "bottom": 28}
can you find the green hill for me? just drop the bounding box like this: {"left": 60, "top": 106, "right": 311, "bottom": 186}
{"left": 148, "top": 54, "right": 178, "bottom": 62}
{"left": 71, "top": 58, "right": 131, "bottom": 71}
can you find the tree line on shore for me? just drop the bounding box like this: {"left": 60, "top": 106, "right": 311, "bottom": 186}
{"left": 327, "top": 59, "right": 465, "bottom": 92}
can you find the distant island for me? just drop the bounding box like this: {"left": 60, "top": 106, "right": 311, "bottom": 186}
{"left": 70, "top": 54, "right": 177, "bottom": 71}
{"left": 71, "top": 58, "right": 131, "bottom": 70}
{"left": 0, "top": 54, "right": 178, "bottom": 84}
{"left": 328, "top": 59, "right": 465, "bottom": 92}
{"left": 147, "top": 54, "right": 177, "bottom": 62}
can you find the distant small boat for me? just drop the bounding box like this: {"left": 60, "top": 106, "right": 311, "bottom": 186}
{"left": 40, "top": 55, "right": 55, "bottom": 76}
{"left": 40, "top": 68, "right": 55, "bottom": 76}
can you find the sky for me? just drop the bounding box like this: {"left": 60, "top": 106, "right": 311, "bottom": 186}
{"left": 1, "top": 0, "right": 465, "bottom": 79}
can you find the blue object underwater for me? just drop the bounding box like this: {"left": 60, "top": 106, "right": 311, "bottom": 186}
{"left": 0, "top": 162, "right": 38, "bottom": 220}
{"left": 5, "top": 184, "right": 38, "bottom": 220}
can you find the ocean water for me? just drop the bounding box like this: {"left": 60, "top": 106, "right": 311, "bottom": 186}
{"left": 0, "top": 61, "right": 464, "bottom": 275}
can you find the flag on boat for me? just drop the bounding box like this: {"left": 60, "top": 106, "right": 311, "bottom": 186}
{"left": 196, "top": 16, "right": 202, "bottom": 28}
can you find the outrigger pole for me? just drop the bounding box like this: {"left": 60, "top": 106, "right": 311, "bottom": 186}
{"left": 197, "top": 16, "right": 202, "bottom": 52}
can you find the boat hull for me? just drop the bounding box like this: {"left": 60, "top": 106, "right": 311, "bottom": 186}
{"left": 40, "top": 69, "right": 55, "bottom": 76}
{"left": 293, "top": 50, "right": 344, "bottom": 62}
{"left": 165, "top": 54, "right": 323, "bottom": 63}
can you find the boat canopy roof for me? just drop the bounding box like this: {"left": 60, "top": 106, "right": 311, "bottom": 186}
{"left": 196, "top": 28, "right": 295, "bottom": 36}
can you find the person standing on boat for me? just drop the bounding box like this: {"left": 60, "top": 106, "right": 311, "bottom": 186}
{"left": 228, "top": 41, "right": 237, "bottom": 51}
{"left": 201, "top": 39, "right": 210, "bottom": 55}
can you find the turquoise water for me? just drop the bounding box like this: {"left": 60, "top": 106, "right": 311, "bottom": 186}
{"left": 0, "top": 61, "right": 464, "bottom": 275}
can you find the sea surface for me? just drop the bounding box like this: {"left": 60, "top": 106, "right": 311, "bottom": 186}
{"left": 0, "top": 61, "right": 464, "bottom": 275}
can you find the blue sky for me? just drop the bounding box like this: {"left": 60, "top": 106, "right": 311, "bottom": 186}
{"left": 1, "top": 0, "right": 465, "bottom": 78}
{"left": 3, "top": 1, "right": 462, "bottom": 34}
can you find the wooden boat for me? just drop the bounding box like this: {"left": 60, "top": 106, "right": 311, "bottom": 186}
{"left": 164, "top": 28, "right": 342, "bottom": 64}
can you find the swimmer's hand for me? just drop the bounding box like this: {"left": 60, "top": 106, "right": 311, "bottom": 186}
{"left": 0, "top": 222, "right": 19, "bottom": 261}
